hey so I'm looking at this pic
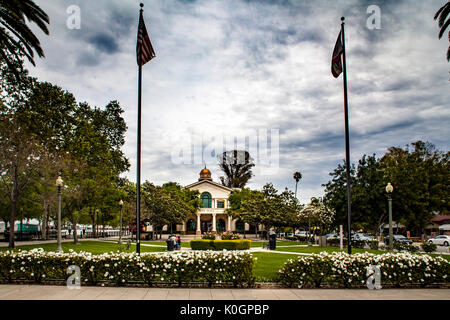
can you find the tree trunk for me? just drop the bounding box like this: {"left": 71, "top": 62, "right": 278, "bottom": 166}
{"left": 42, "top": 202, "right": 48, "bottom": 240}
{"left": 9, "top": 200, "right": 16, "bottom": 249}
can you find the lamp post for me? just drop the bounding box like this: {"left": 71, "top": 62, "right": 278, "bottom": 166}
{"left": 386, "top": 182, "right": 394, "bottom": 251}
{"left": 96, "top": 209, "right": 99, "bottom": 238}
{"left": 55, "top": 176, "right": 63, "bottom": 253}
{"left": 118, "top": 200, "right": 124, "bottom": 244}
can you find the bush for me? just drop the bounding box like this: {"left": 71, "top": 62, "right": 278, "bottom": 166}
{"left": 190, "top": 239, "right": 251, "bottom": 250}
{"left": 201, "top": 232, "right": 216, "bottom": 240}
{"left": 0, "top": 248, "right": 255, "bottom": 287}
{"left": 421, "top": 242, "right": 437, "bottom": 253}
{"left": 278, "top": 252, "right": 450, "bottom": 288}
{"left": 394, "top": 242, "right": 419, "bottom": 253}
{"left": 220, "top": 231, "right": 241, "bottom": 240}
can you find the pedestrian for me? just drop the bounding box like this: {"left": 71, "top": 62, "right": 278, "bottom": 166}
{"left": 177, "top": 235, "right": 181, "bottom": 250}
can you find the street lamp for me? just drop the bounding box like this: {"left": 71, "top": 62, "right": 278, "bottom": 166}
{"left": 118, "top": 199, "right": 124, "bottom": 244}
{"left": 55, "top": 176, "right": 63, "bottom": 253}
{"left": 386, "top": 182, "right": 394, "bottom": 251}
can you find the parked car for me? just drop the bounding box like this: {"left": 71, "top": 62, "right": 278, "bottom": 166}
{"left": 384, "top": 235, "right": 413, "bottom": 245}
{"left": 352, "top": 233, "right": 373, "bottom": 241}
{"left": 286, "top": 233, "right": 294, "bottom": 238}
{"left": 428, "top": 235, "right": 450, "bottom": 246}
{"left": 326, "top": 233, "right": 338, "bottom": 240}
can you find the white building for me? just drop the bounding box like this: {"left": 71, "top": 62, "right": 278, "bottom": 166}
{"left": 169, "top": 167, "right": 250, "bottom": 235}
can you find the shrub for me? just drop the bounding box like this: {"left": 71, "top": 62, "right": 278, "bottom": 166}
{"left": 190, "top": 239, "right": 251, "bottom": 250}
{"left": 220, "top": 231, "right": 241, "bottom": 240}
{"left": 278, "top": 252, "right": 449, "bottom": 288}
{"left": 421, "top": 242, "right": 437, "bottom": 253}
{"left": 394, "top": 242, "right": 419, "bottom": 253}
{"left": 201, "top": 232, "right": 216, "bottom": 240}
{"left": 0, "top": 249, "right": 255, "bottom": 287}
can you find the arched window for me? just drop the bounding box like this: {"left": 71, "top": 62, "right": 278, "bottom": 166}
{"left": 217, "top": 219, "right": 226, "bottom": 232}
{"left": 187, "top": 219, "right": 196, "bottom": 232}
{"left": 236, "top": 220, "right": 245, "bottom": 233}
{"left": 200, "top": 192, "right": 212, "bottom": 208}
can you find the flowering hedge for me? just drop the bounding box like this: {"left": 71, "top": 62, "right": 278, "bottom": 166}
{"left": 278, "top": 252, "right": 449, "bottom": 288}
{"left": 0, "top": 249, "right": 255, "bottom": 287}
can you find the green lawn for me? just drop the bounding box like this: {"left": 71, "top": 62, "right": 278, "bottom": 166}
{"left": 251, "top": 252, "right": 295, "bottom": 281}
{"left": 0, "top": 240, "right": 166, "bottom": 254}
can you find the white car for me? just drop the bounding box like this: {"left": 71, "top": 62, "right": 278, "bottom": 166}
{"left": 428, "top": 235, "right": 450, "bottom": 246}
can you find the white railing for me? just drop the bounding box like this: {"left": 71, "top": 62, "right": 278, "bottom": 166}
{"left": 198, "top": 208, "right": 226, "bottom": 214}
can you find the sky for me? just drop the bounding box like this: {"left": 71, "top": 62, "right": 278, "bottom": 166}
{"left": 26, "top": 0, "right": 450, "bottom": 204}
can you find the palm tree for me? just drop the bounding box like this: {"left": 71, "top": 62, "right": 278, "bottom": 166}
{"left": 218, "top": 150, "right": 255, "bottom": 188}
{"left": 434, "top": 1, "right": 450, "bottom": 61}
{"left": 293, "top": 171, "right": 302, "bottom": 199}
{"left": 0, "top": 0, "right": 49, "bottom": 73}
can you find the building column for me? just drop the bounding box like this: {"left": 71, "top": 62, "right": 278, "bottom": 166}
{"left": 181, "top": 221, "right": 186, "bottom": 235}
{"left": 227, "top": 216, "right": 232, "bottom": 231}
{"left": 212, "top": 213, "right": 217, "bottom": 232}
{"left": 196, "top": 213, "right": 201, "bottom": 235}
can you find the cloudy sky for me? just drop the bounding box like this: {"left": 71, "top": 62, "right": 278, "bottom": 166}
{"left": 27, "top": 0, "right": 449, "bottom": 203}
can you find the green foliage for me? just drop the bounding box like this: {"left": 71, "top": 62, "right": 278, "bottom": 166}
{"left": 323, "top": 142, "right": 450, "bottom": 235}
{"left": 190, "top": 239, "right": 251, "bottom": 250}
{"left": 278, "top": 252, "right": 450, "bottom": 288}
{"left": 393, "top": 242, "right": 419, "bottom": 253}
{"left": 218, "top": 150, "right": 255, "bottom": 188}
{"left": 421, "top": 242, "right": 438, "bottom": 253}
{"left": 0, "top": 249, "right": 255, "bottom": 287}
{"left": 143, "top": 182, "right": 199, "bottom": 234}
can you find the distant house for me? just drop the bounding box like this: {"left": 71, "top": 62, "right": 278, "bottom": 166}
{"left": 424, "top": 214, "right": 450, "bottom": 237}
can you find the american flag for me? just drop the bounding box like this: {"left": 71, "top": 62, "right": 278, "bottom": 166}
{"left": 136, "top": 10, "right": 155, "bottom": 66}
{"left": 331, "top": 30, "right": 343, "bottom": 78}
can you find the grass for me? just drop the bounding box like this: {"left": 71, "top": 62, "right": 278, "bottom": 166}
{"left": 0, "top": 240, "right": 166, "bottom": 254}
{"left": 251, "top": 252, "right": 295, "bottom": 281}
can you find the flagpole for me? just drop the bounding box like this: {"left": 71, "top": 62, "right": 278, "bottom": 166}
{"left": 136, "top": 4, "right": 144, "bottom": 255}
{"left": 341, "top": 16, "right": 352, "bottom": 254}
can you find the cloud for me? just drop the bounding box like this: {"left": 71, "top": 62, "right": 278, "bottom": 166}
{"left": 27, "top": 0, "right": 450, "bottom": 204}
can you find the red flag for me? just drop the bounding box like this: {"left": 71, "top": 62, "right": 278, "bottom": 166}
{"left": 331, "top": 31, "right": 343, "bottom": 78}
{"left": 136, "top": 10, "right": 156, "bottom": 66}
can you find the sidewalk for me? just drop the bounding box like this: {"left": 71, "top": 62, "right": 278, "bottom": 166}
{"left": 0, "top": 285, "right": 448, "bottom": 300}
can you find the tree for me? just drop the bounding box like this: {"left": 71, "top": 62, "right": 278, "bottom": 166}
{"left": 434, "top": 1, "right": 450, "bottom": 61}
{"left": 0, "top": 113, "right": 46, "bottom": 248}
{"left": 299, "top": 197, "right": 335, "bottom": 237}
{"left": 0, "top": 0, "right": 49, "bottom": 76}
{"left": 227, "top": 187, "right": 263, "bottom": 236}
{"left": 143, "top": 182, "right": 199, "bottom": 239}
{"left": 218, "top": 150, "right": 255, "bottom": 188}
{"left": 323, "top": 141, "right": 449, "bottom": 237}
{"left": 381, "top": 141, "right": 450, "bottom": 235}
{"left": 293, "top": 171, "right": 302, "bottom": 199}
{"left": 233, "top": 183, "right": 301, "bottom": 234}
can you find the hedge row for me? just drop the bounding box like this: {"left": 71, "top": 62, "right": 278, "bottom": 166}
{"left": 0, "top": 249, "right": 255, "bottom": 287}
{"left": 278, "top": 252, "right": 450, "bottom": 288}
{"left": 190, "top": 239, "right": 251, "bottom": 251}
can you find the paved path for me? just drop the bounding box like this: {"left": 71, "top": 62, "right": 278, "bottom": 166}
{"left": 0, "top": 285, "right": 448, "bottom": 300}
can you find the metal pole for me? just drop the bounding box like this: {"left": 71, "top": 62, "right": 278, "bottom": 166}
{"left": 56, "top": 186, "right": 62, "bottom": 253}
{"left": 388, "top": 194, "right": 393, "bottom": 251}
{"left": 136, "top": 54, "right": 142, "bottom": 255}
{"left": 119, "top": 205, "right": 123, "bottom": 244}
{"left": 341, "top": 17, "right": 352, "bottom": 254}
